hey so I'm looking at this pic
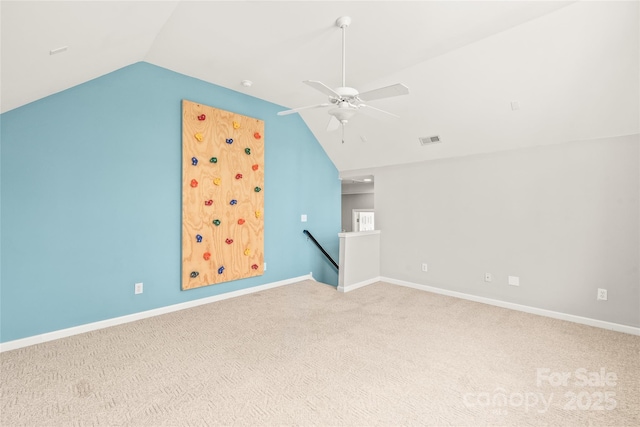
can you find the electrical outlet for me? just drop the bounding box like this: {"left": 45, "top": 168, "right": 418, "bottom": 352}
{"left": 421, "top": 263, "right": 428, "bottom": 272}
{"left": 134, "top": 282, "right": 143, "bottom": 295}
{"left": 264, "top": 262, "right": 267, "bottom": 271}
{"left": 508, "top": 276, "right": 520, "bottom": 286}
{"left": 484, "top": 273, "right": 492, "bottom": 282}
{"left": 597, "top": 288, "right": 607, "bottom": 301}
{"left": 301, "top": 214, "right": 307, "bottom": 222}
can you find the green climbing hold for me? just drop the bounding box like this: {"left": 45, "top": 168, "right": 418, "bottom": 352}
{"left": 213, "top": 219, "right": 221, "bottom": 226}
{"left": 254, "top": 187, "right": 262, "bottom": 192}
{"left": 244, "top": 148, "right": 251, "bottom": 155}
{"left": 209, "top": 157, "right": 217, "bottom": 163}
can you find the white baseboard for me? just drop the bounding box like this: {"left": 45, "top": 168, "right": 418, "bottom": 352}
{"left": 381, "top": 276, "right": 640, "bottom": 336}
{"left": 0, "top": 274, "right": 312, "bottom": 353}
{"left": 338, "top": 276, "right": 381, "bottom": 293}
{"left": 5, "top": 273, "right": 635, "bottom": 352}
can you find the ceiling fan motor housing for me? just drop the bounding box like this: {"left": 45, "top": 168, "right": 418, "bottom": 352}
{"left": 334, "top": 86, "right": 359, "bottom": 101}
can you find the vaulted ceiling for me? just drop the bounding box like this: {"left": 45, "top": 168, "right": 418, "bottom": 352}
{"left": 2, "top": 1, "right": 638, "bottom": 172}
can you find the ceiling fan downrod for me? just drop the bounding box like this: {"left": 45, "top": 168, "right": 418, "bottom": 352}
{"left": 336, "top": 16, "right": 351, "bottom": 88}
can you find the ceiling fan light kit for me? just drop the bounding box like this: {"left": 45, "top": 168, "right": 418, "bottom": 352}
{"left": 277, "top": 16, "right": 409, "bottom": 141}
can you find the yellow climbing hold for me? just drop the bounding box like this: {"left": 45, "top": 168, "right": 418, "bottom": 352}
{"left": 233, "top": 121, "right": 240, "bottom": 129}
{"left": 213, "top": 177, "right": 221, "bottom": 186}
{"left": 244, "top": 248, "right": 251, "bottom": 256}
{"left": 255, "top": 211, "right": 262, "bottom": 218}
{"left": 194, "top": 133, "right": 204, "bottom": 142}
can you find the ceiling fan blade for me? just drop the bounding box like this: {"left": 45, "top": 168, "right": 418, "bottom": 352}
{"left": 358, "top": 103, "right": 399, "bottom": 119}
{"left": 277, "top": 103, "right": 330, "bottom": 116}
{"left": 326, "top": 115, "right": 341, "bottom": 132}
{"left": 358, "top": 83, "right": 409, "bottom": 102}
{"left": 304, "top": 80, "right": 341, "bottom": 98}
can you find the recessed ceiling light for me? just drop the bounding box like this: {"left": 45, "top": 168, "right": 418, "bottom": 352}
{"left": 241, "top": 80, "right": 253, "bottom": 87}
{"left": 363, "top": 178, "right": 372, "bottom": 182}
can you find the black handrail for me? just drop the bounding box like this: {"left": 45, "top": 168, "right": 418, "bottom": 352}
{"left": 303, "top": 230, "right": 339, "bottom": 270}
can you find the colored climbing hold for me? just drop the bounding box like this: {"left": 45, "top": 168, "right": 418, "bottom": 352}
{"left": 252, "top": 164, "right": 259, "bottom": 171}
{"left": 210, "top": 157, "right": 218, "bottom": 163}
{"left": 251, "top": 264, "right": 259, "bottom": 270}
{"left": 254, "top": 132, "right": 262, "bottom": 139}
{"left": 190, "top": 179, "right": 198, "bottom": 188}
{"left": 225, "top": 238, "right": 233, "bottom": 245}
{"left": 226, "top": 138, "right": 233, "bottom": 144}
{"left": 230, "top": 199, "right": 237, "bottom": 206}
{"left": 235, "top": 173, "right": 243, "bottom": 180}
{"left": 237, "top": 218, "right": 245, "bottom": 225}
{"left": 198, "top": 114, "right": 206, "bottom": 121}
{"left": 255, "top": 211, "right": 262, "bottom": 218}
{"left": 213, "top": 219, "right": 221, "bottom": 226}
{"left": 244, "top": 148, "right": 251, "bottom": 155}
{"left": 191, "top": 157, "right": 198, "bottom": 166}
{"left": 203, "top": 252, "right": 211, "bottom": 261}
{"left": 254, "top": 186, "right": 262, "bottom": 192}
{"left": 218, "top": 266, "right": 225, "bottom": 274}
{"left": 196, "top": 234, "right": 203, "bottom": 243}
{"left": 195, "top": 133, "right": 204, "bottom": 142}
{"left": 190, "top": 271, "right": 199, "bottom": 278}
{"left": 244, "top": 248, "right": 251, "bottom": 256}
{"left": 204, "top": 200, "right": 213, "bottom": 206}
{"left": 233, "top": 121, "right": 240, "bottom": 129}
{"left": 213, "top": 178, "right": 221, "bottom": 186}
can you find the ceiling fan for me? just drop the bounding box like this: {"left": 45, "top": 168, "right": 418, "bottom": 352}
{"left": 277, "top": 16, "right": 409, "bottom": 137}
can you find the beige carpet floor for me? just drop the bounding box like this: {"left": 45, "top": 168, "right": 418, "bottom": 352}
{"left": 1, "top": 280, "right": 639, "bottom": 426}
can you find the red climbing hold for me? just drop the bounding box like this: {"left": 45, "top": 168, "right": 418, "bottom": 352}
{"left": 197, "top": 114, "right": 206, "bottom": 121}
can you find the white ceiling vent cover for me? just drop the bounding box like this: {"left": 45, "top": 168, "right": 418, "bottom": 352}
{"left": 419, "top": 135, "right": 442, "bottom": 146}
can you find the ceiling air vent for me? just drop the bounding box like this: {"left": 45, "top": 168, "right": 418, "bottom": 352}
{"left": 419, "top": 135, "right": 441, "bottom": 146}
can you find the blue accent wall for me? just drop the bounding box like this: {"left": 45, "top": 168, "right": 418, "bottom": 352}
{"left": 0, "top": 62, "right": 340, "bottom": 343}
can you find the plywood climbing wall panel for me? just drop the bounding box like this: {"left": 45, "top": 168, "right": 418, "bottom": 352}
{"left": 182, "top": 100, "right": 264, "bottom": 290}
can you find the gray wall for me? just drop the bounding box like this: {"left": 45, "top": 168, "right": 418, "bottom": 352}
{"left": 341, "top": 193, "right": 374, "bottom": 232}
{"left": 373, "top": 135, "right": 639, "bottom": 327}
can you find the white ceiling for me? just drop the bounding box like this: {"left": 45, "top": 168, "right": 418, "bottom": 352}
{"left": 2, "top": 1, "right": 638, "bottom": 172}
